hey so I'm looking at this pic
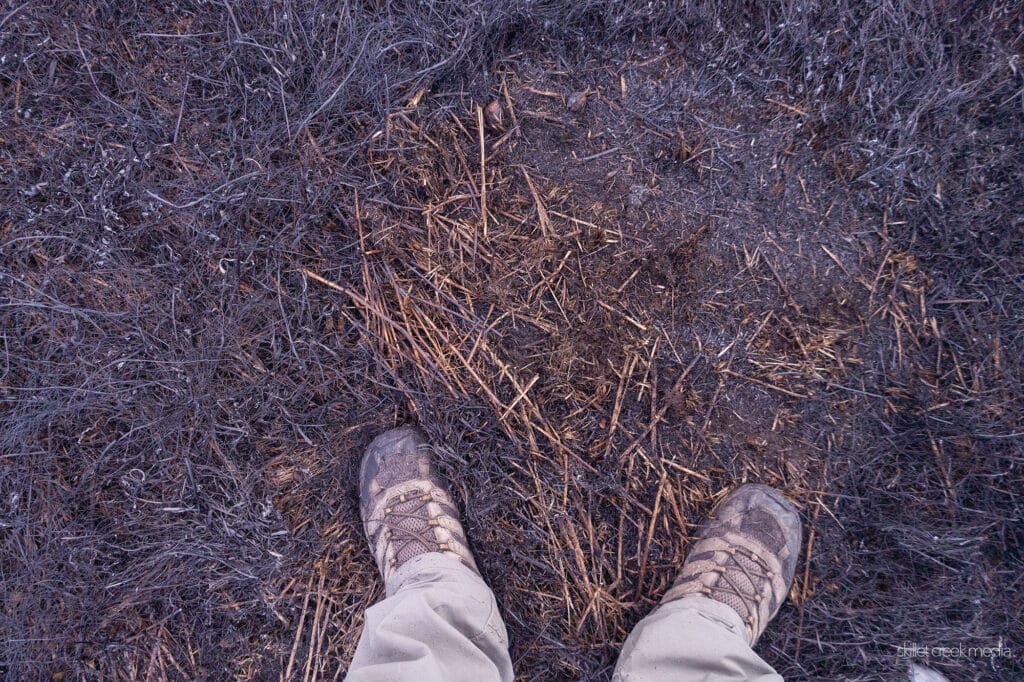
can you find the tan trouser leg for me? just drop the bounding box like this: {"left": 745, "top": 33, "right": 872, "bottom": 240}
{"left": 346, "top": 553, "right": 514, "bottom": 682}
{"left": 613, "top": 596, "right": 784, "bottom": 681}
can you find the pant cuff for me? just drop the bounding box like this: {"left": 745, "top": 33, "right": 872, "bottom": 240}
{"left": 661, "top": 595, "right": 749, "bottom": 640}
{"left": 385, "top": 551, "right": 477, "bottom": 597}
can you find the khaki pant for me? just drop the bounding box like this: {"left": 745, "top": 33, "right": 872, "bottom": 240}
{"left": 347, "top": 553, "right": 782, "bottom": 681}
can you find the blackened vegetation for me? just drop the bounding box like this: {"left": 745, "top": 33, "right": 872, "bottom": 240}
{"left": 1, "top": 2, "right": 1022, "bottom": 680}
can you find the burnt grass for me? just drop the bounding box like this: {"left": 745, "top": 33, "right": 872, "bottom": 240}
{"left": 1, "top": 2, "right": 1023, "bottom": 680}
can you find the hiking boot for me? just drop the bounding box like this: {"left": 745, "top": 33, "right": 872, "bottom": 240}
{"left": 359, "top": 426, "right": 478, "bottom": 583}
{"left": 662, "top": 483, "right": 802, "bottom": 645}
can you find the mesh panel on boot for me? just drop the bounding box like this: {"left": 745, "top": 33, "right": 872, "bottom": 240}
{"left": 711, "top": 550, "right": 764, "bottom": 620}
{"left": 389, "top": 492, "right": 436, "bottom": 564}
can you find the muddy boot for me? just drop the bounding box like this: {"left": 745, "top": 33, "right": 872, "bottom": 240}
{"left": 662, "top": 483, "right": 802, "bottom": 646}
{"left": 359, "top": 425, "right": 478, "bottom": 583}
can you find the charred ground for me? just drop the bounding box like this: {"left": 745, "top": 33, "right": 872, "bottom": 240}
{"left": 2, "top": 2, "right": 1022, "bottom": 680}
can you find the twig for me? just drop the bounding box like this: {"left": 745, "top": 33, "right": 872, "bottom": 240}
{"left": 721, "top": 368, "right": 811, "bottom": 399}
{"left": 576, "top": 147, "right": 621, "bottom": 162}
{"left": 520, "top": 167, "right": 551, "bottom": 237}
{"left": 795, "top": 498, "right": 822, "bottom": 661}
{"left": 284, "top": 573, "right": 314, "bottom": 681}
{"left": 635, "top": 472, "right": 667, "bottom": 599}
{"left": 478, "top": 104, "right": 488, "bottom": 238}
